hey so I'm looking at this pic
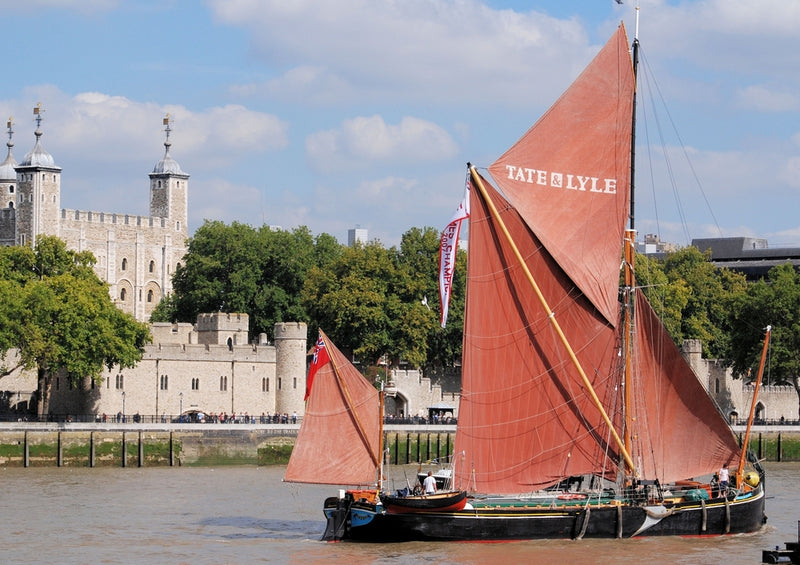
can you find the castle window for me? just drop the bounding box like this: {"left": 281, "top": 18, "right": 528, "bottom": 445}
{"left": 7, "top": 201, "right": 12, "bottom": 208}
{"left": 192, "top": 378, "right": 200, "bottom": 391}
{"left": 120, "top": 288, "right": 126, "bottom": 301}
{"left": 176, "top": 221, "right": 181, "bottom": 232}
{"left": 262, "top": 378, "right": 269, "bottom": 392}
{"left": 160, "top": 375, "right": 168, "bottom": 390}
{"left": 158, "top": 180, "right": 162, "bottom": 188}
{"left": 121, "top": 258, "right": 128, "bottom": 271}
{"left": 715, "top": 378, "right": 720, "bottom": 394}
{"left": 147, "top": 289, "right": 154, "bottom": 302}
{"left": 8, "top": 185, "right": 13, "bottom": 193}
{"left": 293, "top": 377, "right": 297, "bottom": 389}
{"left": 220, "top": 376, "right": 228, "bottom": 391}
{"left": 278, "top": 378, "right": 282, "bottom": 390}
{"left": 115, "top": 374, "right": 124, "bottom": 390}
{"left": 149, "top": 260, "right": 155, "bottom": 273}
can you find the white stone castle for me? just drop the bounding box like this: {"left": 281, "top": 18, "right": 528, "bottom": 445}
{"left": 0, "top": 106, "right": 313, "bottom": 420}
{"left": 0, "top": 107, "right": 186, "bottom": 322}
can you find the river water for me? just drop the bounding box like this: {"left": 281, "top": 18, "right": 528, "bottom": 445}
{"left": 1, "top": 462, "right": 797, "bottom": 564}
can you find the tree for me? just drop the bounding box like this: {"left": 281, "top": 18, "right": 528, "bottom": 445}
{"left": 636, "top": 246, "right": 747, "bottom": 358}
{"left": 153, "top": 221, "right": 331, "bottom": 341}
{"left": 726, "top": 263, "right": 800, "bottom": 417}
{"left": 0, "top": 237, "right": 151, "bottom": 416}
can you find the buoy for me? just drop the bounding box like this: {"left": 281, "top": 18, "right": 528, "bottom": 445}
{"left": 744, "top": 471, "right": 760, "bottom": 488}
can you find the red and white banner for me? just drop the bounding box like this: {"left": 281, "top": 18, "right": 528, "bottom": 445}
{"left": 438, "top": 178, "right": 470, "bottom": 327}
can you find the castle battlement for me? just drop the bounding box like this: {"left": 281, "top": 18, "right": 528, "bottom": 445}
{"left": 745, "top": 384, "right": 796, "bottom": 394}
{"left": 61, "top": 208, "right": 167, "bottom": 229}
{"left": 146, "top": 341, "right": 275, "bottom": 362}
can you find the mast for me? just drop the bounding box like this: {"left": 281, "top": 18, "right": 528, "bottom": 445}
{"left": 378, "top": 387, "right": 385, "bottom": 493}
{"left": 629, "top": 8, "right": 640, "bottom": 231}
{"left": 468, "top": 163, "right": 636, "bottom": 475}
{"left": 736, "top": 325, "right": 771, "bottom": 488}
{"left": 622, "top": 3, "right": 642, "bottom": 480}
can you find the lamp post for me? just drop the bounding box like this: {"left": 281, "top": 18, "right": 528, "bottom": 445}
{"left": 179, "top": 392, "right": 183, "bottom": 422}
{"left": 122, "top": 391, "right": 126, "bottom": 423}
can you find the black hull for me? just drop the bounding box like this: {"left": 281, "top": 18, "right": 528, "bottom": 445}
{"left": 326, "top": 487, "right": 766, "bottom": 542}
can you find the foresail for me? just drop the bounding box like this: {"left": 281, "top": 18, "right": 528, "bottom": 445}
{"left": 284, "top": 330, "right": 381, "bottom": 486}
{"left": 488, "top": 24, "right": 634, "bottom": 327}
{"left": 630, "top": 292, "right": 740, "bottom": 483}
{"left": 453, "top": 173, "right": 624, "bottom": 493}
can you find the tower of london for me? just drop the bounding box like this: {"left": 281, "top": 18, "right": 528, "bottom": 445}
{"left": 0, "top": 106, "right": 187, "bottom": 322}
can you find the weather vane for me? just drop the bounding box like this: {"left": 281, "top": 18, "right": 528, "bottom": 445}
{"left": 33, "top": 102, "right": 44, "bottom": 129}
{"left": 163, "top": 113, "right": 173, "bottom": 143}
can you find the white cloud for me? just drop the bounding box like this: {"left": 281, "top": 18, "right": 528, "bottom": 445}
{"left": 212, "top": 0, "right": 591, "bottom": 108}
{"left": 306, "top": 115, "right": 458, "bottom": 172}
{"left": 736, "top": 85, "right": 800, "bottom": 113}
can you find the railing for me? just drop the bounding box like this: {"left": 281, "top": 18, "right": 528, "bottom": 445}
{"left": 0, "top": 413, "right": 458, "bottom": 425}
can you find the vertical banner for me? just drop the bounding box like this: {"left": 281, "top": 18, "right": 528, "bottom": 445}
{"left": 438, "top": 176, "right": 470, "bottom": 327}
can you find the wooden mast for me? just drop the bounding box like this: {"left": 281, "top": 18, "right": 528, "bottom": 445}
{"left": 736, "top": 325, "right": 771, "bottom": 488}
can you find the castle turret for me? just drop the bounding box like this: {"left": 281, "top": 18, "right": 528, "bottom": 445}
{"left": 274, "top": 322, "right": 308, "bottom": 417}
{"left": 15, "top": 104, "right": 61, "bottom": 246}
{"left": 0, "top": 118, "right": 18, "bottom": 245}
{"left": 149, "top": 114, "right": 188, "bottom": 236}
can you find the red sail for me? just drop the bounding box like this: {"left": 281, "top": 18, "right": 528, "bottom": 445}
{"left": 453, "top": 173, "right": 623, "bottom": 492}
{"left": 630, "top": 291, "right": 740, "bottom": 482}
{"left": 488, "top": 25, "right": 633, "bottom": 327}
{"left": 454, "top": 23, "right": 741, "bottom": 493}
{"left": 284, "top": 330, "right": 381, "bottom": 486}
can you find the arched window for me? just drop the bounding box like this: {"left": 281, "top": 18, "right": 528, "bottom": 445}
{"left": 715, "top": 378, "right": 720, "bottom": 394}
{"left": 120, "top": 288, "right": 126, "bottom": 301}
{"left": 149, "top": 260, "right": 155, "bottom": 273}
{"left": 121, "top": 258, "right": 128, "bottom": 271}
{"left": 147, "top": 289, "right": 154, "bottom": 302}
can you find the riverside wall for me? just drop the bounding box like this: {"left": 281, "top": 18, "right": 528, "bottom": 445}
{"left": 0, "top": 423, "right": 457, "bottom": 467}
{"left": 0, "top": 423, "right": 796, "bottom": 467}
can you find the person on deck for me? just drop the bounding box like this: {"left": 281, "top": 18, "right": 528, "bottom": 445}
{"left": 719, "top": 465, "right": 730, "bottom": 494}
{"left": 423, "top": 471, "right": 437, "bottom": 495}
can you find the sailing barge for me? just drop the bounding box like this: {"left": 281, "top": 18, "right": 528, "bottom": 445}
{"left": 286, "top": 23, "right": 767, "bottom": 542}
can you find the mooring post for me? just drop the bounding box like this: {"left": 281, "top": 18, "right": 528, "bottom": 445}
{"left": 138, "top": 430, "right": 144, "bottom": 467}
{"left": 57, "top": 431, "right": 63, "bottom": 467}
{"left": 121, "top": 431, "right": 127, "bottom": 468}
{"left": 89, "top": 431, "right": 95, "bottom": 468}
{"left": 23, "top": 431, "right": 29, "bottom": 468}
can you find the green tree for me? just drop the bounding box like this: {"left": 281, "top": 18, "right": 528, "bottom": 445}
{"left": 727, "top": 263, "right": 800, "bottom": 416}
{"left": 153, "top": 221, "right": 334, "bottom": 341}
{"left": 636, "top": 246, "right": 747, "bottom": 358}
{"left": 0, "top": 237, "right": 151, "bottom": 416}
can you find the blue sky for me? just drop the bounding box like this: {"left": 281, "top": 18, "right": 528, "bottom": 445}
{"left": 3, "top": 0, "right": 800, "bottom": 248}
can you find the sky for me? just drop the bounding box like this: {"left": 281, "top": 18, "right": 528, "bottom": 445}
{"left": 2, "top": 0, "right": 800, "bottom": 248}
